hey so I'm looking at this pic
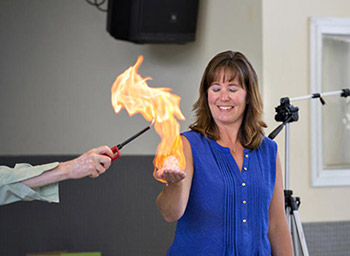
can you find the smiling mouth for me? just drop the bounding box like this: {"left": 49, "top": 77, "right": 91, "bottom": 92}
{"left": 218, "top": 106, "right": 234, "bottom": 110}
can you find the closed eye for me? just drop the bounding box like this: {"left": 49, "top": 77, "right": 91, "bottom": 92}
{"left": 210, "top": 84, "right": 221, "bottom": 92}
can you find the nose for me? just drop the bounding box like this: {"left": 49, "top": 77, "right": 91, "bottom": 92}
{"left": 220, "top": 89, "right": 230, "bottom": 101}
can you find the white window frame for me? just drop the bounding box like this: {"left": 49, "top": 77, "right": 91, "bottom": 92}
{"left": 310, "top": 17, "right": 350, "bottom": 187}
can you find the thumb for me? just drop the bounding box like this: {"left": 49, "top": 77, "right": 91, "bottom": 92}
{"left": 155, "top": 169, "right": 164, "bottom": 179}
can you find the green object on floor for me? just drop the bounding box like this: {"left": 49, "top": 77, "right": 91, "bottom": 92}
{"left": 61, "top": 253, "right": 101, "bottom": 256}
{"left": 27, "top": 252, "right": 101, "bottom": 256}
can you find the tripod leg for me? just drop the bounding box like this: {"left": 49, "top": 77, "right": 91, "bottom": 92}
{"left": 286, "top": 206, "right": 299, "bottom": 254}
{"left": 291, "top": 216, "right": 301, "bottom": 255}
{"left": 286, "top": 206, "right": 292, "bottom": 228}
{"left": 291, "top": 210, "right": 309, "bottom": 256}
{"left": 284, "top": 190, "right": 310, "bottom": 255}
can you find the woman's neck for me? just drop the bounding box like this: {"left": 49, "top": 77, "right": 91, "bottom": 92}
{"left": 216, "top": 125, "right": 242, "bottom": 153}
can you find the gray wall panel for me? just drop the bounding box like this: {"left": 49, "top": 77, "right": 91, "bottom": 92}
{"left": 0, "top": 155, "right": 175, "bottom": 256}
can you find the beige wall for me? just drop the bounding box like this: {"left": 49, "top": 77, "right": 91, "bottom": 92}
{"left": 0, "top": 0, "right": 262, "bottom": 155}
{"left": 2, "top": 0, "right": 348, "bottom": 223}
{"left": 262, "top": 0, "right": 350, "bottom": 222}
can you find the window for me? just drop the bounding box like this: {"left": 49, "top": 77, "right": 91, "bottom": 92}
{"left": 310, "top": 17, "right": 350, "bottom": 186}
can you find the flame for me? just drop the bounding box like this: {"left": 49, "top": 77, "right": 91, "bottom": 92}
{"left": 111, "top": 56, "right": 186, "bottom": 182}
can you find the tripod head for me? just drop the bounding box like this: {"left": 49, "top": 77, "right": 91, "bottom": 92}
{"left": 268, "top": 97, "right": 299, "bottom": 139}
{"left": 274, "top": 97, "right": 299, "bottom": 123}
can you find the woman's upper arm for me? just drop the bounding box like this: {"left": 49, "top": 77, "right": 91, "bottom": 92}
{"left": 269, "top": 152, "right": 286, "bottom": 227}
{"left": 268, "top": 151, "right": 294, "bottom": 255}
{"left": 180, "top": 134, "right": 194, "bottom": 195}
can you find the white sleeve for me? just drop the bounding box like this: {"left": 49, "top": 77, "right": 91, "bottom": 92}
{"left": 0, "top": 162, "right": 60, "bottom": 206}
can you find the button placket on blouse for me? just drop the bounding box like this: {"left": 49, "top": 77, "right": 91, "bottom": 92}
{"left": 241, "top": 151, "right": 249, "bottom": 224}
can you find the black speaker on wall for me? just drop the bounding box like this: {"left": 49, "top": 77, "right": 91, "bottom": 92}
{"left": 107, "top": 0, "right": 200, "bottom": 44}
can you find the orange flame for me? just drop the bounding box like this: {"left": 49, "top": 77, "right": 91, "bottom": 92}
{"left": 111, "top": 56, "right": 186, "bottom": 181}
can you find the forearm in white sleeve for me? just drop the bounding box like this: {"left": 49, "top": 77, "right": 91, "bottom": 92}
{"left": 0, "top": 162, "right": 60, "bottom": 206}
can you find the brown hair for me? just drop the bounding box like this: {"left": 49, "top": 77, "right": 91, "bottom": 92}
{"left": 189, "top": 50, "right": 266, "bottom": 150}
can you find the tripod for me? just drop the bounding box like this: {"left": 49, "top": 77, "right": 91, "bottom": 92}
{"left": 268, "top": 88, "right": 350, "bottom": 255}
{"left": 268, "top": 98, "right": 309, "bottom": 256}
{"left": 268, "top": 97, "right": 309, "bottom": 256}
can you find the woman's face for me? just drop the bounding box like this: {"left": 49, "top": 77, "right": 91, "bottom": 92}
{"left": 207, "top": 71, "right": 247, "bottom": 129}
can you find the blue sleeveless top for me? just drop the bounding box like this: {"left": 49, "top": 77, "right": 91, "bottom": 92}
{"left": 167, "top": 130, "right": 277, "bottom": 256}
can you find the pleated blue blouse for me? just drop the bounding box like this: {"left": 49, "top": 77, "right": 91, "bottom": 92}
{"left": 167, "top": 130, "right": 277, "bottom": 256}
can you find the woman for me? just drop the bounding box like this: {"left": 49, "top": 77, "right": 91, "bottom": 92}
{"left": 155, "top": 51, "right": 293, "bottom": 255}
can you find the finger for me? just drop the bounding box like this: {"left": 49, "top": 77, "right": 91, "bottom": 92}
{"left": 95, "top": 162, "right": 105, "bottom": 174}
{"left": 163, "top": 169, "right": 179, "bottom": 175}
{"left": 161, "top": 172, "right": 172, "bottom": 183}
{"left": 174, "top": 171, "right": 186, "bottom": 181}
{"left": 179, "top": 171, "right": 187, "bottom": 178}
{"left": 163, "top": 171, "right": 184, "bottom": 184}
{"left": 164, "top": 169, "right": 182, "bottom": 177}
{"left": 163, "top": 171, "right": 176, "bottom": 181}
{"left": 96, "top": 155, "right": 112, "bottom": 170}
{"left": 89, "top": 171, "right": 99, "bottom": 178}
{"left": 95, "top": 145, "right": 114, "bottom": 158}
{"left": 155, "top": 169, "right": 164, "bottom": 179}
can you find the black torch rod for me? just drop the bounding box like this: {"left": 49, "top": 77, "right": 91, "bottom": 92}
{"left": 117, "top": 125, "right": 151, "bottom": 150}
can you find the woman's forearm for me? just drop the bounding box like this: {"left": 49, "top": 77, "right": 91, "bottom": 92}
{"left": 269, "top": 222, "right": 294, "bottom": 256}
{"left": 156, "top": 180, "right": 189, "bottom": 222}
